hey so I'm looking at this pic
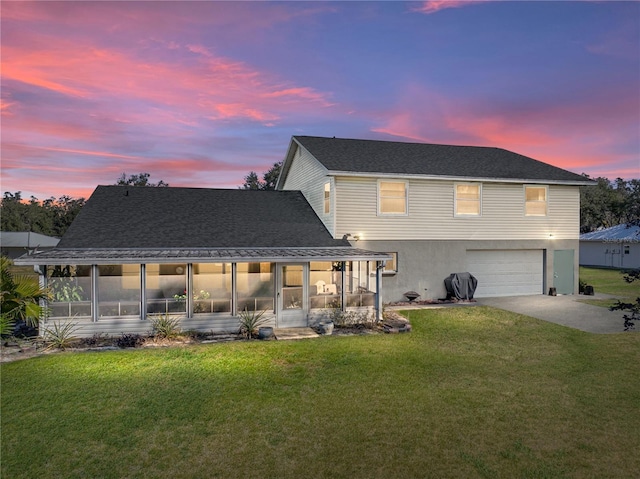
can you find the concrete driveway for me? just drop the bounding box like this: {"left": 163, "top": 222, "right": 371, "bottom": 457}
{"left": 478, "top": 294, "right": 633, "bottom": 334}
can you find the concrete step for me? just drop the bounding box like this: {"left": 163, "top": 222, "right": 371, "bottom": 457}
{"left": 273, "top": 328, "right": 320, "bottom": 340}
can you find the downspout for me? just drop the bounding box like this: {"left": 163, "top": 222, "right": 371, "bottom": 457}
{"left": 38, "top": 265, "right": 47, "bottom": 336}
{"left": 231, "top": 263, "right": 237, "bottom": 317}
{"left": 341, "top": 261, "right": 346, "bottom": 311}
{"left": 91, "top": 264, "right": 98, "bottom": 322}
{"left": 376, "top": 261, "right": 385, "bottom": 321}
{"left": 186, "top": 263, "right": 193, "bottom": 318}
{"left": 140, "top": 264, "right": 146, "bottom": 321}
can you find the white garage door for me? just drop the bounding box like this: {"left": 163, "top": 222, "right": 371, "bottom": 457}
{"left": 466, "top": 250, "right": 543, "bottom": 298}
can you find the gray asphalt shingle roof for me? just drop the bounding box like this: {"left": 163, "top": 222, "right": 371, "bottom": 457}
{"left": 58, "top": 186, "right": 349, "bottom": 249}
{"left": 291, "top": 136, "right": 592, "bottom": 184}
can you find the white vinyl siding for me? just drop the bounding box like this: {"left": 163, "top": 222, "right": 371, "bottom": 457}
{"left": 335, "top": 177, "right": 579, "bottom": 241}
{"left": 455, "top": 183, "right": 481, "bottom": 216}
{"left": 281, "top": 145, "right": 334, "bottom": 234}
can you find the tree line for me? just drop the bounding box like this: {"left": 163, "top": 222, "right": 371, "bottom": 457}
{"left": 1, "top": 168, "right": 637, "bottom": 237}
{"left": 580, "top": 176, "right": 640, "bottom": 233}
{"left": 0, "top": 173, "right": 168, "bottom": 237}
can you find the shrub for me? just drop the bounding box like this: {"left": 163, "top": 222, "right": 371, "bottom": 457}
{"left": 237, "top": 308, "right": 269, "bottom": 339}
{"left": 82, "top": 332, "right": 109, "bottom": 347}
{"left": 610, "top": 269, "right": 640, "bottom": 331}
{"left": 42, "top": 320, "right": 80, "bottom": 350}
{"left": 149, "top": 313, "right": 182, "bottom": 339}
{"left": 116, "top": 333, "right": 145, "bottom": 348}
{"left": 579, "top": 279, "right": 587, "bottom": 294}
{"left": 329, "top": 309, "right": 378, "bottom": 329}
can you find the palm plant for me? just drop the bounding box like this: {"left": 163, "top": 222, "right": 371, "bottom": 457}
{"left": 1, "top": 256, "right": 51, "bottom": 335}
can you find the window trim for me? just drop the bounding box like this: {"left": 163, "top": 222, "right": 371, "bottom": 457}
{"left": 377, "top": 180, "right": 408, "bottom": 216}
{"left": 454, "top": 182, "right": 482, "bottom": 217}
{"left": 524, "top": 185, "right": 548, "bottom": 217}
{"left": 382, "top": 252, "right": 398, "bottom": 275}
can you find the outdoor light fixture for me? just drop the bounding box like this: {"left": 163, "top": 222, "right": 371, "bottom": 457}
{"left": 342, "top": 233, "right": 360, "bottom": 241}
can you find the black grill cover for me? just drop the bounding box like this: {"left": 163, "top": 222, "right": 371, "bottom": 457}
{"left": 444, "top": 272, "right": 478, "bottom": 300}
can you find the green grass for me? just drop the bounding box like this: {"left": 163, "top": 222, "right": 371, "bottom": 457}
{"left": 2, "top": 307, "right": 640, "bottom": 478}
{"left": 580, "top": 266, "right": 639, "bottom": 299}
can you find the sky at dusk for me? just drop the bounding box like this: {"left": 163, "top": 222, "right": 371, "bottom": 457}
{"left": 2, "top": 0, "right": 639, "bottom": 200}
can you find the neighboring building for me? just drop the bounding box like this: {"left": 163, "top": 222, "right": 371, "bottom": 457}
{"left": 277, "top": 136, "right": 594, "bottom": 300}
{"left": 580, "top": 224, "right": 640, "bottom": 269}
{"left": 0, "top": 231, "right": 59, "bottom": 259}
{"left": 15, "top": 186, "right": 389, "bottom": 337}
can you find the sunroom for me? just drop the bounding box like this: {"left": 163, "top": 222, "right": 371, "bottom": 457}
{"left": 17, "top": 249, "right": 390, "bottom": 337}
{"left": 15, "top": 186, "right": 391, "bottom": 337}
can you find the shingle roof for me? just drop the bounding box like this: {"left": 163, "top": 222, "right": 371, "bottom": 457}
{"left": 291, "top": 136, "right": 592, "bottom": 184}
{"left": 58, "top": 186, "right": 350, "bottom": 249}
{"left": 580, "top": 223, "right": 640, "bottom": 242}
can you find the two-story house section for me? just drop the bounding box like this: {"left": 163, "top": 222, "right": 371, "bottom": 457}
{"left": 277, "top": 136, "right": 595, "bottom": 301}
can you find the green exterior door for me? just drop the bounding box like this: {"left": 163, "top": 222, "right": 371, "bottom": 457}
{"left": 553, "top": 250, "right": 574, "bottom": 295}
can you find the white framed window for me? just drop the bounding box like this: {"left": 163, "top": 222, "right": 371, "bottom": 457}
{"left": 525, "top": 185, "right": 548, "bottom": 216}
{"left": 324, "top": 182, "right": 330, "bottom": 214}
{"left": 383, "top": 252, "right": 398, "bottom": 274}
{"left": 454, "top": 183, "right": 481, "bottom": 216}
{"left": 378, "top": 180, "right": 408, "bottom": 215}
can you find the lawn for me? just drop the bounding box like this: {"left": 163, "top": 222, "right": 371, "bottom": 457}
{"left": 579, "top": 266, "right": 639, "bottom": 308}
{"left": 2, "top": 307, "right": 639, "bottom": 478}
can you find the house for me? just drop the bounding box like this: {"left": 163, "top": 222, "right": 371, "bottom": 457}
{"left": 16, "top": 135, "right": 595, "bottom": 337}
{"left": 15, "top": 186, "right": 390, "bottom": 337}
{"left": 1, "top": 231, "right": 59, "bottom": 259}
{"left": 580, "top": 223, "right": 640, "bottom": 269}
{"left": 277, "top": 136, "right": 595, "bottom": 300}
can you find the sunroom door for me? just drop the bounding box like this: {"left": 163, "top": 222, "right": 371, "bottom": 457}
{"left": 278, "top": 264, "right": 307, "bottom": 328}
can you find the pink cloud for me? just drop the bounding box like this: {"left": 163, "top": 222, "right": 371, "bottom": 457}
{"left": 372, "top": 83, "right": 638, "bottom": 179}
{"left": 411, "top": 1, "right": 487, "bottom": 15}
{"left": 2, "top": 35, "right": 333, "bottom": 126}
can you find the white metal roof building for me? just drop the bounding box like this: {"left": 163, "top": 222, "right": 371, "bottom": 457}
{"left": 580, "top": 224, "right": 640, "bottom": 269}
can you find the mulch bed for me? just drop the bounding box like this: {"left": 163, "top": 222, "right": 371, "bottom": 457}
{"left": 2, "top": 311, "right": 420, "bottom": 363}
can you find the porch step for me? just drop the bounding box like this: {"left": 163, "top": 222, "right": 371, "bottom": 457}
{"left": 273, "top": 328, "right": 320, "bottom": 340}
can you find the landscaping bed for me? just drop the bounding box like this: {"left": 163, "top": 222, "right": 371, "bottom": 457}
{"left": 2, "top": 311, "right": 413, "bottom": 363}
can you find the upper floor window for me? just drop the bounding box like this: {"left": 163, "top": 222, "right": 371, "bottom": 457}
{"left": 525, "top": 186, "right": 548, "bottom": 216}
{"left": 455, "top": 183, "right": 481, "bottom": 216}
{"left": 378, "top": 181, "right": 407, "bottom": 215}
{"left": 324, "top": 182, "right": 331, "bottom": 214}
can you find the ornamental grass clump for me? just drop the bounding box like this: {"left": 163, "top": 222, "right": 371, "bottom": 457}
{"left": 237, "top": 308, "right": 269, "bottom": 339}
{"left": 149, "top": 313, "right": 182, "bottom": 339}
{"left": 41, "top": 320, "right": 80, "bottom": 350}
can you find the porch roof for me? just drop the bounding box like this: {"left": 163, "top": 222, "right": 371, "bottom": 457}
{"left": 15, "top": 247, "right": 393, "bottom": 266}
